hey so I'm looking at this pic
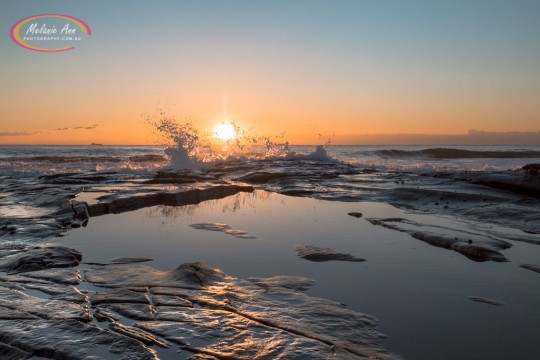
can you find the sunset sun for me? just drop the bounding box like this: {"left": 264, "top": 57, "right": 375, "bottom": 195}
{"left": 212, "top": 122, "right": 237, "bottom": 141}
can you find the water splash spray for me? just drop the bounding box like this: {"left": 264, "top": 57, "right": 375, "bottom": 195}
{"left": 145, "top": 110, "right": 336, "bottom": 169}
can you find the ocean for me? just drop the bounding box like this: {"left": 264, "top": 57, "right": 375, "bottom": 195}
{"left": 1, "top": 144, "right": 540, "bottom": 175}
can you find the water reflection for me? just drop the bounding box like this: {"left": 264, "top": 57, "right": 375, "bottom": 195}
{"left": 143, "top": 191, "right": 284, "bottom": 223}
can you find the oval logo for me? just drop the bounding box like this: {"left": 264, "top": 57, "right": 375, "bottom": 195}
{"left": 10, "top": 14, "right": 91, "bottom": 52}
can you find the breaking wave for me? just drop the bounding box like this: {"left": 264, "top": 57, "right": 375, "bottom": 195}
{"left": 373, "top": 148, "right": 540, "bottom": 159}
{"left": 145, "top": 112, "right": 337, "bottom": 170}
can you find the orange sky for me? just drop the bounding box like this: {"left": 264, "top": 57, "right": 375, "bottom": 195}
{"left": 1, "top": 1, "right": 539, "bottom": 145}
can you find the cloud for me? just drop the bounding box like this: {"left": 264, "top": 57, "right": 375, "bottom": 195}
{"left": 74, "top": 124, "right": 99, "bottom": 130}
{"left": 54, "top": 124, "right": 99, "bottom": 131}
{"left": 0, "top": 131, "right": 40, "bottom": 137}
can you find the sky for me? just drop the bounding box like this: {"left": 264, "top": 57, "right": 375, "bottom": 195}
{"left": 1, "top": 0, "right": 539, "bottom": 145}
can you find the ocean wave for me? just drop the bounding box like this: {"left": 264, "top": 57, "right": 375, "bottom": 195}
{"left": 0, "top": 155, "right": 166, "bottom": 163}
{"left": 372, "top": 148, "right": 540, "bottom": 159}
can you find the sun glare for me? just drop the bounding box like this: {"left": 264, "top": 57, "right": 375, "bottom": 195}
{"left": 212, "top": 122, "right": 236, "bottom": 141}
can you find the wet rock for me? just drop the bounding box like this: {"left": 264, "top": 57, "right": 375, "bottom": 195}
{"left": 93, "top": 307, "right": 120, "bottom": 323}
{"left": 21, "top": 282, "right": 88, "bottom": 303}
{"left": 0, "top": 286, "right": 91, "bottom": 321}
{"left": 110, "top": 257, "right": 154, "bottom": 264}
{"left": 71, "top": 200, "right": 89, "bottom": 227}
{"left": 190, "top": 222, "right": 258, "bottom": 239}
{"left": 150, "top": 286, "right": 199, "bottom": 298}
{"left": 137, "top": 313, "right": 340, "bottom": 359}
{"left": 248, "top": 275, "right": 317, "bottom": 292}
{"left": 519, "top": 263, "right": 540, "bottom": 274}
{"left": 21, "top": 268, "right": 81, "bottom": 285}
{"left": 467, "top": 296, "right": 506, "bottom": 306}
{"left": 0, "top": 274, "right": 51, "bottom": 284}
{"left": 452, "top": 166, "right": 540, "bottom": 198}
{"left": 86, "top": 257, "right": 154, "bottom": 266}
{"left": 98, "top": 303, "right": 156, "bottom": 321}
{"left": 0, "top": 342, "right": 32, "bottom": 360}
{"left": 0, "top": 306, "right": 40, "bottom": 320}
{"left": 348, "top": 212, "right": 363, "bottom": 218}
{"left": 0, "top": 246, "right": 82, "bottom": 274}
{"left": 85, "top": 262, "right": 231, "bottom": 289}
{"left": 85, "top": 262, "right": 397, "bottom": 359}
{"left": 366, "top": 218, "right": 510, "bottom": 262}
{"left": 153, "top": 295, "right": 193, "bottom": 307}
{"left": 91, "top": 288, "right": 151, "bottom": 306}
{"left": 170, "top": 262, "right": 231, "bottom": 287}
{"left": 294, "top": 244, "right": 366, "bottom": 262}
{"left": 109, "top": 322, "right": 169, "bottom": 348}
{"left": 87, "top": 185, "right": 254, "bottom": 216}
{"left": 0, "top": 319, "right": 158, "bottom": 359}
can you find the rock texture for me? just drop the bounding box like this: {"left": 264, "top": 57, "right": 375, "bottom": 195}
{"left": 366, "top": 217, "right": 511, "bottom": 262}
{"left": 82, "top": 262, "right": 396, "bottom": 359}
{"left": 0, "top": 260, "right": 399, "bottom": 359}
{"left": 0, "top": 319, "right": 158, "bottom": 360}
{"left": 190, "top": 222, "right": 258, "bottom": 239}
{"left": 0, "top": 246, "right": 82, "bottom": 274}
{"left": 294, "top": 244, "right": 366, "bottom": 262}
{"left": 87, "top": 185, "right": 254, "bottom": 217}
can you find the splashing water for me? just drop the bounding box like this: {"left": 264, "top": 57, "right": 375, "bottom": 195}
{"left": 145, "top": 113, "right": 214, "bottom": 169}
{"left": 145, "top": 111, "right": 337, "bottom": 170}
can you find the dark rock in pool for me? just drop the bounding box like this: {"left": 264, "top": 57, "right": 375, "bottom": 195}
{"left": 467, "top": 296, "right": 506, "bottom": 306}
{"left": 294, "top": 244, "right": 366, "bottom": 262}
{"left": 85, "top": 257, "right": 154, "bottom": 265}
{"left": 0, "top": 246, "right": 82, "bottom": 274}
{"left": 348, "top": 212, "right": 363, "bottom": 218}
{"left": 110, "top": 257, "right": 154, "bottom": 264}
{"left": 190, "top": 222, "right": 258, "bottom": 239}
{"left": 71, "top": 200, "right": 89, "bottom": 227}
{"left": 87, "top": 185, "right": 254, "bottom": 216}
{"left": 248, "top": 275, "right": 317, "bottom": 292}
{"left": 366, "top": 217, "right": 511, "bottom": 262}
{"left": 519, "top": 263, "right": 540, "bottom": 274}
